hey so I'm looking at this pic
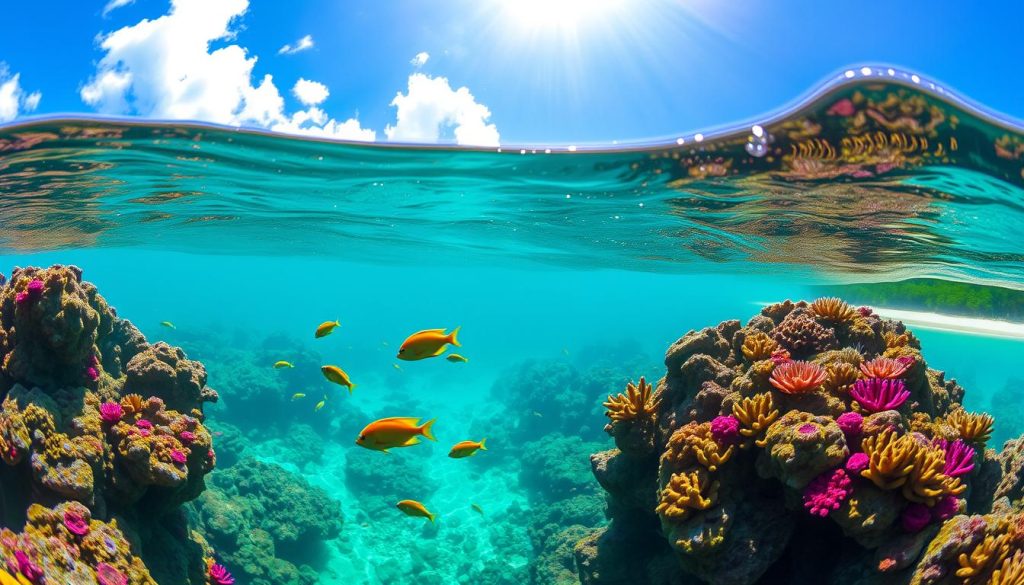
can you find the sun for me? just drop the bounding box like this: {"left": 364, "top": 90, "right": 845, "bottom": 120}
{"left": 499, "top": 0, "right": 627, "bottom": 32}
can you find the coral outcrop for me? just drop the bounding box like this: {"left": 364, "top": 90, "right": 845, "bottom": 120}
{"left": 578, "top": 298, "right": 1022, "bottom": 585}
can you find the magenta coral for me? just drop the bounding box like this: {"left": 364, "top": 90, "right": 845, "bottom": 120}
{"left": 901, "top": 503, "right": 931, "bottom": 532}
{"left": 849, "top": 378, "right": 910, "bottom": 413}
{"left": 209, "top": 563, "right": 235, "bottom": 585}
{"left": 936, "top": 439, "right": 975, "bottom": 477}
{"left": 97, "top": 563, "right": 127, "bottom": 585}
{"left": 170, "top": 449, "right": 187, "bottom": 465}
{"left": 933, "top": 495, "right": 960, "bottom": 521}
{"left": 179, "top": 430, "right": 196, "bottom": 444}
{"left": 802, "top": 468, "right": 852, "bottom": 517}
{"left": 836, "top": 412, "right": 863, "bottom": 438}
{"left": 135, "top": 419, "right": 153, "bottom": 430}
{"left": 13, "top": 550, "right": 42, "bottom": 583}
{"left": 99, "top": 402, "right": 123, "bottom": 424}
{"left": 845, "top": 452, "right": 869, "bottom": 475}
{"left": 86, "top": 366, "right": 100, "bottom": 382}
{"left": 63, "top": 509, "right": 90, "bottom": 536}
{"left": 710, "top": 416, "right": 740, "bottom": 444}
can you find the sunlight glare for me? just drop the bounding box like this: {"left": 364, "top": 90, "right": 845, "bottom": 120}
{"left": 501, "top": 0, "right": 626, "bottom": 32}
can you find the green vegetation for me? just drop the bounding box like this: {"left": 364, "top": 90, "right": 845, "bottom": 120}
{"left": 817, "top": 279, "right": 1024, "bottom": 321}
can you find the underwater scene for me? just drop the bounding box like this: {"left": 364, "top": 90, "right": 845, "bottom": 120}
{"left": 1, "top": 68, "right": 1024, "bottom": 585}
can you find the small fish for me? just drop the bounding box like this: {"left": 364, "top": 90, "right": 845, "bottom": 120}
{"left": 449, "top": 438, "right": 487, "bottom": 458}
{"left": 160, "top": 321, "right": 176, "bottom": 330}
{"left": 446, "top": 353, "right": 469, "bottom": 363}
{"left": 392, "top": 363, "right": 402, "bottom": 371}
{"left": 471, "top": 503, "right": 484, "bottom": 515}
{"left": 562, "top": 348, "right": 570, "bottom": 356}
{"left": 397, "top": 327, "right": 460, "bottom": 361}
{"left": 382, "top": 340, "right": 390, "bottom": 347}
{"left": 291, "top": 392, "right": 306, "bottom": 401}
{"left": 321, "top": 365, "right": 356, "bottom": 393}
{"left": 315, "top": 395, "right": 327, "bottom": 412}
{"left": 274, "top": 361, "right": 294, "bottom": 369}
{"left": 315, "top": 319, "right": 341, "bottom": 338}
{"left": 532, "top": 411, "right": 543, "bottom": 418}
{"left": 356, "top": 417, "right": 436, "bottom": 452}
{"left": 397, "top": 500, "right": 435, "bottom": 522}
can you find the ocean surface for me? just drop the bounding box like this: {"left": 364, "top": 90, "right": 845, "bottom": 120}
{"left": 1, "top": 67, "right": 1023, "bottom": 584}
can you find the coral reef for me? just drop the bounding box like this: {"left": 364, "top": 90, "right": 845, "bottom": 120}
{"left": 577, "top": 298, "right": 1024, "bottom": 585}
{"left": 0, "top": 265, "right": 222, "bottom": 584}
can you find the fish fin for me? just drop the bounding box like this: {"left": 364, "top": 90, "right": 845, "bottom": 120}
{"left": 448, "top": 326, "right": 461, "bottom": 347}
{"left": 401, "top": 437, "right": 422, "bottom": 446}
{"left": 421, "top": 418, "right": 437, "bottom": 441}
{"left": 377, "top": 417, "right": 422, "bottom": 424}
{"left": 348, "top": 383, "right": 356, "bottom": 394}
{"left": 429, "top": 345, "right": 448, "bottom": 357}
{"left": 413, "top": 328, "right": 447, "bottom": 335}
{"left": 480, "top": 438, "right": 487, "bottom": 450}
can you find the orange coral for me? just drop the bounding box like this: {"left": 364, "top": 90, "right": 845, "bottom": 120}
{"left": 956, "top": 533, "right": 1011, "bottom": 580}
{"left": 769, "top": 361, "right": 827, "bottom": 394}
{"left": 860, "top": 429, "right": 918, "bottom": 490}
{"left": 859, "top": 356, "right": 912, "bottom": 379}
{"left": 824, "top": 361, "right": 859, "bottom": 394}
{"left": 991, "top": 550, "right": 1024, "bottom": 585}
{"left": 120, "top": 393, "right": 144, "bottom": 415}
{"left": 903, "top": 445, "right": 965, "bottom": 506}
{"left": 810, "top": 297, "right": 859, "bottom": 324}
{"left": 655, "top": 468, "right": 718, "bottom": 521}
{"left": 664, "top": 423, "right": 734, "bottom": 472}
{"left": 603, "top": 377, "right": 661, "bottom": 422}
{"left": 947, "top": 410, "right": 994, "bottom": 444}
{"left": 741, "top": 332, "right": 778, "bottom": 361}
{"left": 732, "top": 393, "right": 779, "bottom": 447}
{"left": 883, "top": 331, "right": 911, "bottom": 349}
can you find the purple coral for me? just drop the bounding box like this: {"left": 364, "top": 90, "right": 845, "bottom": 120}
{"left": 209, "top": 563, "right": 235, "bottom": 585}
{"left": 710, "top": 415, "right": 740, "bottom": 445}
{"left": 802, "top": 468, "right": 852, "bottom": 517}
{"left": 99, "top": 402, "right": 123, "bottom": 424}
{"left": 13, "top": 550, "right": 42, "bottom": 583}
{"left": 849, "top": 378, "right": 910, "bottom": 413}
{"left": 97, "top": 563, "right": 127, "bottom": 585}
{"left": 86, "top": 366, "right": 100, "bottom": 382}
{"left": 16, "top": 279, "right": 44, "bottom": 306}
{"left": 135, "top": 419, "right": 153, "bottom": 430}
{"left": 170, "top": 449, "right": 187, "bottom": 465}
{"left": 845, "top": 452, "right": 869, "bottom": 475}
{"left": 179, "top": 430, "right": 196, "bottom": 444}
{"left": 836, "top": 412, "right": 863, "bottom": 439}
{"left": 63, "top": 509, "right": 90, "bottom": 536}
{"left": 936, "top": 439, "right": 975, "bottom": 477}
{"left": 933, "top": 495, "right": 960, "bottom": 520}
{"left": 901, "top": 503, "right": 931, "bottom": 532}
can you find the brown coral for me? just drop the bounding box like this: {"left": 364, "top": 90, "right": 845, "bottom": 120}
{"left": 860, "top": 429, "right": 918, "bottom": 490}
{"left": 947, "top": 410, "right": 995, "bottom": 444}
{"left": 810, "top": 297, "right": 859, "bottom": 324}
{"left": 655, "top": 468, "right": 718, "bottom": 521}
{"left": 771, "top": 311, "right": 839, "bottom": 358}
{"left": 603, "top": 377, "right": 660, "bottom": 422}
{"left": 741, "top": 331, "right": 778, "bottom": 361}
{"left": 769, "top": 360, "right": 827, "bottom": 395}
{"left": 732, "top": 393, "right": 779, "bottom": 446}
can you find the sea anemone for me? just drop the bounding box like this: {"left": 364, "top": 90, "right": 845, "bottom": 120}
{"left": 209, "top": 563, "right": 235, "bottom": 585}
{"left": 849, "top": 378, "right": 910, "bottom": 413}
{"left": 769, "top": 360, "right": 827, "bottom": 394}
{"left": 936, "top": 439, "right": 976, "bottom": 477}
{"left": 99, "top": 402, "right": 124, "bottom": 424}
{"left": 802, "top": 468, "right": 852, "bottom": 517}
{"left": 859, "top": 356, "right": 913, "bottom": 379}
{"left": 933, "top": 494, "right": 960, "bottom": 520}
{"left": 946, "top": 410, "right": 994, "bottom": 444}
{"left": 809, "top": 297, "right": 859, "bottom": 324}
{"left": 63, "top": 508, "right": 90, "bottom": 537}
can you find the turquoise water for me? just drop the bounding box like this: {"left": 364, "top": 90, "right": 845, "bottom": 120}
{"left": 1, "top": 71, "right": 1024, "bottom": 584}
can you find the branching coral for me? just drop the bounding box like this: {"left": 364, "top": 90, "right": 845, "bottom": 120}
{"left": 956, "top": 533, "right": 1011, "bottom": 580}
{"left": 991, "top": 550, "right": 1024, "bottom": 585}
{"left": 731, "top": 393, "right": 779, "bottom": 446}
{"left": 741, "top": 331, "right": 778, "bottom": 362}
{"left": 809, "top": 297, "right": 859, "bottom": 324}
{"left": 603, "top": 377, "right": 660, "bottom": 422}
{"left": 655, "top": 469, "right": 718, "bottom": 521}
{"left": 902, "top": 445, "right": 965, "bottom": 506}
{"left": 824, "top": 361, "right": 859, "bottom": 394}
{"left": 947, "top": 410, "right": 995, "bottom": 444}
{"left": 663, "top": 423, "right": 734, "bottom": 472}
{"left": 769, "top": 360, "right": 827, "bottom": 394}
{"left": 860, "top": 429, "right": 918, "bottom": 490}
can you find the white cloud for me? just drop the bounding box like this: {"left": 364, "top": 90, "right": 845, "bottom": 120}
{"left": 0, "top": 64, "right": 42, "bottom": 123}
{"left": 80, "top": 0, "right": 372, "bottom": 141}
{"left": 278, "top": 34, "right": 314, "bottom": 55}
{"left": 102, "top": 0, "right": 135, "bottom": 17}
{"left": 385, "top": 73, "right": 499, "bottom": 147}
{"left": 292, "top": 78, "right": 328, "bottom": 106}
{"left": 410, "top": 52, "right": 429, "bottom": 67}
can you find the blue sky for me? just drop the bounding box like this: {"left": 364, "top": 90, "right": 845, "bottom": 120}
{"left": 1, "top": 0, "right": 1022, "bottom": 145}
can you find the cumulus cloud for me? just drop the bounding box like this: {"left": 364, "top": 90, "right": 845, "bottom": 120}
{"left": 0, "top": 64, "right": 42, "bottom": 123}
{"left": 80, "top": 0, "right": 373, "bottom": 141}
{"left": 410, "top": 52, "right": 429, "bottom": 67}
{"left": 102, "top": 0, "right": 135, "bottom": 17}
{"left": 385, "top": 73, "right": 499, "bottom": 147}
{"left": 278, "top": 34, "right": 314, "bottom": 55}
{"left": 292, "top": 78, "right": 328, "bottom": 106}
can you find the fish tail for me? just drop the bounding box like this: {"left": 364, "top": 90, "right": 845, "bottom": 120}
{"left": 421, "top": 418, "right": 437, "bottom": 441}
{"left": 348, "top": 383, "right": 356, "bottom": 394}
{"left": 448, "top": 326, "right": 461, "bottom": 347}
{"left": 428, "top": 512, "right": 436, "bottom": 523}
{"left": 479, "top": 438, "right": 487, "bottom": 450}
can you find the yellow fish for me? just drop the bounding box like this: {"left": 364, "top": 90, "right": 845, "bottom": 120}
{"left": 315, "top": 319, "right": 341, "bottom": 338}
{"left": 314, "top": 395, "right": 327, "bottom": 412}
{"left": 448, "top": 438, "right": 487, "bottom": 458}
{"left": 321, "top": 365, "right": 356, "bottom": 393}
{"left": 397, "top": 499, "right": 435, "bottom": 522}
{"left": 392, "top": 363, "right": 402, "bottom": 371}
{"left": 274, "top": 361, "right": 294, "bottom": 369}
{"left": 356, "top": 417, "right": 436, "bottom": 452}
{"left": 446, "top": 353, "right": 469, "bottom": 363}
{"left": 160, "top": 321, "right": 176, "bottom": 329}
{"left": 471, "top": 503, "right": 484, "bottom": 515}
{"left": 291, "top": 393, "right": 305, "bottom": 401}
{"left": 397, "top": 327, "right": 460, "bottom": 361}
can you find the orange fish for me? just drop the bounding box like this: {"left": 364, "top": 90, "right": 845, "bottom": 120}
{"left": 315, "top": 319, "right": 341, "bottom": 338}
{"left": 397, "top": 499, "right": 436, "bottom": 522}
{"left": 356, "top": 417, "right": 436, "bottom": 452}
{"left": 448, "top": 438, "right": 487, "bottom": 458}
{"left": 397, "top": 327, "right": 460, "bottom": 361}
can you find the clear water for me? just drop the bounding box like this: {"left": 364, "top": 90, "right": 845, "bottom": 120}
{"left": 1, "top": 70, "right": 1023, "bottom": 584}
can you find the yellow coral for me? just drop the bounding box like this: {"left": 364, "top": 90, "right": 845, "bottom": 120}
{"left": 810, "top": 297, "right": 859, "bottom": 323}
{"left": 603, "top": 377, "right": 661, "bottom": 422}
{"left": 956, "top": 533, "right": 1010, "bottom": 580}
{"left": 655, "top": 468, "right": 718, "bottom": 521}
{"left": 991, "top": 550, "right": 1024, "bottom": 585}
{"left": 947, "top": 410, "right": 994, "bottom": 444}
{"left": 883, "top": 331, "right": 911, "bottom": 349}
{"left": 824, "top": 361, "right": 859, "bottom": 394}
{"left": 903, "top": 445, "right": 965, "bottom": 506}
{"left": 120, "top": 393, "right": 144, "bottom": 415}
{"left": 732, "top": 393, "right": 779, "bottom": 447}
{"left": 741, "top": 331, "right": 778, "bottom": 361}
{"left": 860, "top": 429, "right": 918, "bottom": 490}
{"left": 0, "top": 569, "right": 28, "bottom": 585}
{"left": 664, "top": 423, "right": 734, "bottom": 472}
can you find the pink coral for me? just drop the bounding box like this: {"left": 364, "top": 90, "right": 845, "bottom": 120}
{"left": 97, "top": 563, "right": 127, "bottom": 585}
{"left": 135, "top": 419, "right": 153, "bottom": 430}
{"left": 63, "top": 509, "right": 90, "bottom": 536}
{"left": 16, "top": 279, "right": 44, "bottom": 306}
{"left": 710, "top": 416, "right": 740, "bottom": 444}
{"left": 936, "top": 439, "right": 975, "bottom": 477}
{"left": 845, "top": 452, "right": 869, "bottom": 475}
{"left": 179, "top": 430, "right": 196, "bottom": 444}
{"left": 209, "top": 563, "right": 235, "bottom": 585}
{"left": 769, "top": 348, "right": 792, "bottom": 365}
{"left": 827, "top": 98, "right": 855, "bottom": 117}
{"left": 857, "top": 306, "right": 874, "bottom": 318}
{"left": 13, "top": 550, "right": 42, "bottom": 583}
{"left": 802, "top": 468, "right": 852, "bottom": 517}
{"left": 86, "top": 366, "right": 100, "bottom": 382}
{"left": 901, "top": 503, "right": 931, "bottom": 532}
{"left": 836, "top": 412, "right": 863, "bottom": 438}
{"left": 933, "top": 495, "right": 960, "bottom": 520}
{"left": 99, "top": 402, "right": 124, "bottom": 424}
{"left": 859, "top": 357, "right": 913, "bottom": 379}
{"left": 850, "top": 378, "right": 910, "bottom": 413}
{"left": 170, "top": 450, "right": 187, "bottom": 465}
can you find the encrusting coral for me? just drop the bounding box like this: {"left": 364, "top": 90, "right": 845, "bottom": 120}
{"left": 577, "top": 297, "right": 1021, "bottom": 585}
{"left": 0, "top": 265, "right": 229, "bottom": 584}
